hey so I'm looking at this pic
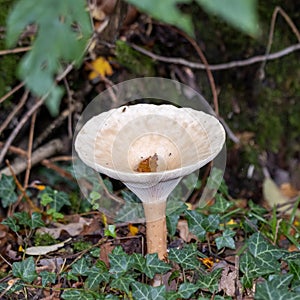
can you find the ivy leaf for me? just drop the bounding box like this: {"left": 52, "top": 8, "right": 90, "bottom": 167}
{"left": 239, "top": 251, "right": 259, "bottom": 288}
{"left": 0, "top": 174, "right": 18, "bottom": 208}
{"left": 6, "top": 0, "right": 92, "bottom": 116}
{"left": 197, "top": 268, "right": 222, "bottom": 293}
{"left": 247, "top": 232, "right": 283, "bottom": 273}
{"left": 185, "top": 210, "right": 206, "bottom": 240}
{"left": 109, "top": 246, "right": 133, "bottom": 278}
{"left": 215, "top": 229, "right": 236, "bottom": 250}
{"left": 125, "top": 0, "right": 194, "bottom": 36}
{"left": 168, "top": 244, "right": 200, "bottom": 270}
{"left": 185, "top": 210, "right": 219, "bottom": 240}
{"left": 61, "top": 290, "right": 96, "bottom": 300}
{"left": 144, "top": 253, "right": 171, "bottom": 279}
{"left": 209, "top": 194, "right": 233, "bottom": 213}
{"left": 14, "top": 212, "right": 31, "bottom": 226}
{"left": 29, "top": 212, "right": 45, "bottom": 229}
{"left": 12, "top": 257, "right": 37, "bottom": 283}
{"left": 85, "top": 266, "right": 109, "bottom": 290}
{"left": 110, "top": 276, "right": 135, "bottom": 294}
{"left": 40, "top": 271, "right": 56, "bottom": 287}
{"left": 131, "top": 281, "right": 166, "bottom": 300}
{"left": 1, "top": 216, "right": 20, "bottom": 232}
{"left": 177, "top": 282, "right": 199, "bottom": 299}
{"left": 195, "top": 0, "right": 259, "bottom": 36}
{"left": 255, "top": 274, "right": 300, "bottom": 300}
{"left": 71, "top": 257, "right": 90, "bottom": 276}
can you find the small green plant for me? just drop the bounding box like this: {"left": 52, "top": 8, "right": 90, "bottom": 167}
{"left": 39, "top": 187, "right": 71, "bottom": 221}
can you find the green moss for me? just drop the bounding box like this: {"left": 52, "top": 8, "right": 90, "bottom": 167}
{"left": 34, "top": 232, "right": 58, "bottom": 246}
{"left": 115, "top": 40, "right": 155, "bottom": 76}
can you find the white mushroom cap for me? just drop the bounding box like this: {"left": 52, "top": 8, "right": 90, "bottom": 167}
{"left": 75, "top": 104, "right": 225, "bottom": 202}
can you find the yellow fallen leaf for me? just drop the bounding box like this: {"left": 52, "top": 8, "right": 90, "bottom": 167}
{"left": 24, "top": 238, "right": 71, "bottom": 256}
{"left": 88, "top": 57, "right": 113, "bottom": 80}
{"left": 128, "top": 223, "right": 139, "bottom": 236}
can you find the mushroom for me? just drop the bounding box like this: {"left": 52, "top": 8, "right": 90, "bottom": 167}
{"left": 75, "top": 104, "right": 225, "bottom": 259}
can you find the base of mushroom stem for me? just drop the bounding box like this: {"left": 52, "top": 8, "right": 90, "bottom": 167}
{"left": 142, "top": 201, "right": 167, "bottom": 260}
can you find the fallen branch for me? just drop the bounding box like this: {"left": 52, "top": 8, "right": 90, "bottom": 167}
{"left": 0, "top": 139, "right": 64, "bottom": 177}
{"left": 130, "top": 43, "right": 300, "bottom": 71}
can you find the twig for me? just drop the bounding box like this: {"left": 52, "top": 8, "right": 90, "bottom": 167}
{"left": 41, "top": 159, "right": 74, "bottom": 181}
{"left": 0, "top": 46, "right": 31, "bottom": 56}
{"left": 0, "top": 139, "right": 64, "bottom": 177}
{"left": 0, "top": 142, "right": 27, "bottom": 156}
{"left": 0, "top": 90, "right": 29, "bottom": 136}
{"left": 174, "top": 29, "right": 219, "bottom": 116}
{"left": 33, "top": 102, "right": 81, "bottom": 148}
{"left": 63, "top": 77, "right": 74, "bottom": 139}
{"left": 259, "top": 6, "right": 300, "bottom": 79}
{"left": 23, "top": 110, "right": 37, "bottom": 189}
{"left": 130, "top": 42, "right": 300, "bottom": 71}
{"left": 0, "top": 82, "right": 25, "bottom": 104}
{"left": 0, "top": 96, "right": 46, "bottom": 164}
{"left": 55, "top": 64, "right": 74, "bottom": 82}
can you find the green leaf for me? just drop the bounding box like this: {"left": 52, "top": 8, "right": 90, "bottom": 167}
{"left": 168, "top": 244, "right": 200, "bottom": 270}
{"left": 144, "top": 253, "right": 171, "bottom": 278}
{"left": 110, "top": 276, "right": 135, "bottom": 294}
{"left": 6, "top": 0, "right": 92, "bottom": 116}
{"left": 1, "top": 216, "right": 20, "bottom": 232}
{"left": 126, "top": 0, "right": 194, "bottom": 36}
{"left": 71, "top": 257, "right": 90, "bottom": 276}
{"left": 255, "top": 274, "right": 300, "bottom": 300}
{"left": 247, "top": 232, "right": 283, "bottom": 273}
{"left": 131, "top": 282, "right": 166, "bottom": 300}
{"left": 185, "top": 210, "right": 206, "bottom": 240}
{"left": 85, "top": 266, "right": 108, "bottom": 290}
{"left": 185, "top": 210, "right": 219, "bottom": 240}
{"left": 209, "top": 193, "right": 233, "bottom": 213}
{"left": 40, "top": 188, "right": 70, "bottom": 211}
{"left": 132, "top": 252, "right": 170, "bottom": 279}
{"left": 239, "top": 251, "right": 258, "bottom": 288}
{"left": 29, "top": 212, "right": 45, "bottom": 229}
{"left": 202, "top": 214, "right": 220, "bottom": 232}
{"left": 197, "top": 268, "right": 222, "bottom": 293}
{"left": 178, "top": 282, "right": 199, "bottom": 299}
{"left": 0, "top": 175, "right": 18, "bottom": 208}
{"left": 215, "top": 229, "right": 236, "bottom": 250}
{"left": 109, "top": 246, "right": 133, "bottom": 277}
{"left": 104, "top": 224, "right": 117, "bottom": 238}
{"left": 12, "top": 257, "right": 37, "bottom": 283}
{"left": 61, "top": 290, "right": 96, "bottom": 300}
{"left": 14, "top": 212, "right": 31, "bottom": 226}
{"left": 40, "top": 271, "right": 56, "bottom": 287}
{"left": 166, "top": 213, "right": 180, "bottom": 236}
{"left": 196, "top": 0, "right": 259, "bottom": 36}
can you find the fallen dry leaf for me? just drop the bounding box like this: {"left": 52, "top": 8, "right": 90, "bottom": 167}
{"left": 218, "top": 264, "right": 237, "bottom": 297}
{"left": 136, "top": 153, "right": 158, "bottom": 172}
{"left": 99, "top": 241, "right": 115, "bottom": 268}
{"left": 177, "top": 219, "right": 198, "bottom": 243}
{"left": 37, "top": 217, "right": 93, "bottom": 238}
{"left": 24, "top": 238, "right": 71, "bottom": 256}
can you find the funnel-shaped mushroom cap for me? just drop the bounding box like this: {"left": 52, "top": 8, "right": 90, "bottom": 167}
{"left": 75, "top": 104, "right": 225, "bottom": 202}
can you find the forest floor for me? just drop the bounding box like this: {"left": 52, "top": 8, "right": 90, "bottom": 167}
{"left": 0, "top": 1, "right": 300, "bottom": 299}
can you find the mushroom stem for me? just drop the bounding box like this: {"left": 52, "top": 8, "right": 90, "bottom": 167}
{"left": 142, "top": 200, "right": 167, "bottom": 260}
